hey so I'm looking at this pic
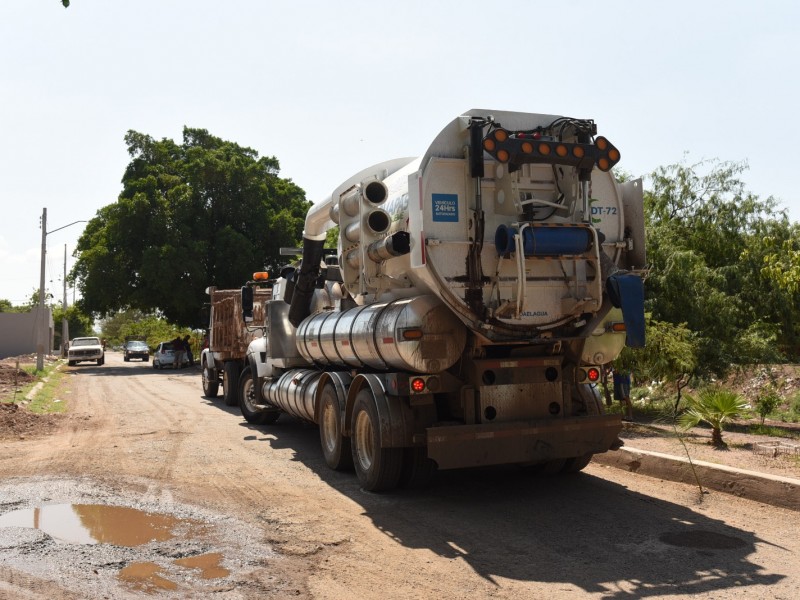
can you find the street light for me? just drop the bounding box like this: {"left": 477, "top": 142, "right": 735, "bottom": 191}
{"left": 36, "top": 208, "right": 88, "bottom": 371}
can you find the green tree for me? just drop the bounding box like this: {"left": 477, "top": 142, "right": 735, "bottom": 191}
{"left": 72, "top": 128, "right": 310, "bottom": 327}
{"left": 0, "top": 299, "right": 14, "bottom": 312}
{"left": 678, "top": 388, "right": 748, "bottom": 447}
{"left": 53, "top": 305, "right": 94, "bottom": 347}
{"left": 644, "top": 158, "right": 797, "bottom": 375}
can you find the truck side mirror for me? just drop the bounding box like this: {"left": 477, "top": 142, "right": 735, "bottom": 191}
{"left": 241, "top": 286, "right": 254, "bottom": 323}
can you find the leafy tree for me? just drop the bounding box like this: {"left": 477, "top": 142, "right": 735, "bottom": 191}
{"left": 678, "top": 388, "right": 748, "bottom": 447}
{"left": 61, "top": 1, "right": 69, "bottom": 7}
{"left": 72, "top": 128, "right": 310, "bottom": 327}
{"left": 644, "top": 158, "right": 798, "bottom": 375}
{"left": 0, "top": 299, "right": 14, "bottom": 313}
{"left": 53, "top": 305, "right": 94, "bottom": 346}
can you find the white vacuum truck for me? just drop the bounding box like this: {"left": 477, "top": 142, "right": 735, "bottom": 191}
{"left": 239, "top": 109, "right": 646, "bottom": 491}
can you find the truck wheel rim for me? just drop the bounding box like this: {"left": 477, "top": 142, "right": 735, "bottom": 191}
{"left": 322, "top": 401, "right": 337, "bottom": 453}
{"left": 354, "top": 410, "right": 374, "bottom": 471}
{"left": 242, "top": 379, "right": 255, "bottom": 411}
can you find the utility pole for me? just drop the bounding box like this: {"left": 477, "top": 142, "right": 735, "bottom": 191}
{"left": 36, "top": 208, "right": 47, "bottom": 371}
{"left": 62, "top": 244, "right": 69, "bottom": 357}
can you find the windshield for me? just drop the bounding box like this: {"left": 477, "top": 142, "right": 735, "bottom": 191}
{"left": 72, "top": 338, "right": 100, "bottom": 347}
{"left": 127, "top": 342, "right": 148, "bottom": 350}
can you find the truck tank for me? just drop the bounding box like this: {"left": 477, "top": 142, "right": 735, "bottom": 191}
{"left": 246, "top": 109, "right": 646, "bottom": 491}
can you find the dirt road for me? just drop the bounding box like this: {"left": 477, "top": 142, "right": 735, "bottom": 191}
{"left": 1, "top": 352, "right": 799, "bottom": 599}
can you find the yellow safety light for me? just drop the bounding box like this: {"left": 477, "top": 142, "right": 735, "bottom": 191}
{"left": 253, "top": 272, "right": 270, "bottom": 281}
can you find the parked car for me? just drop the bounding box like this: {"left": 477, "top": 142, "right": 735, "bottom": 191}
{"left": 152, "top": 342, "right": 190, "bottom": 369}
{"left": 123, "top": 340, "right": 150, "bottom": 362}
{"left": 67, "top": 337, "right": 105, "bottom": 366}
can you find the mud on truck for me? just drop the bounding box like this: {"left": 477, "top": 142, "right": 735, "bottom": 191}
{"left": 238, "top": 109, "right": 646, "bottom": 491}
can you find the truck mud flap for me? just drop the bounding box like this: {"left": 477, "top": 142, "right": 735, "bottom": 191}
{"left": 426, "top": 415, "right": 621, "bottom": 470}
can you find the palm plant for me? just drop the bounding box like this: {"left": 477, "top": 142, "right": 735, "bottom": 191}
{"left": 678, "top": 388, "right": 748, "bottom": 448}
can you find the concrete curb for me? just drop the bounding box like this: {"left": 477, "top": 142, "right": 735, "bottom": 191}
{"left": 593, "top": 446, "right": 800, "bottom": 511}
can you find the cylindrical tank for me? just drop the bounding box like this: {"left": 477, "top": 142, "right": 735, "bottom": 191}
{"left": 262, "top": 368, "right": 321, "bottom": 423}
{"left": 296, "top": 295, "right": 466, "bottom": 373}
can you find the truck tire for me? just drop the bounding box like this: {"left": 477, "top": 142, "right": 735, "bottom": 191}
{"left": 239, "top": 366, "right": 279, "bottom": 425}
{"left": 124, "top": 356, "right": 129, "bottom": 362}
{"left": 562, "top": 453, "right": 593, "bottom": 473}
{"left": 399, "top": 447, "right": 437, "bottom": 489}
{"left": 202, "top": 361, "right": 219, "bottom": 398}
{"left": 350, "top": 389, "right": 402, "bottom": 492}
{"left": 222, "top": 361, "right": 240, "bottom": 407}
{"left": 97, "top": 357, "right": 104, "bottom": 366}
{"left": 319, "top": 382, "right": 352, "bottom": 471}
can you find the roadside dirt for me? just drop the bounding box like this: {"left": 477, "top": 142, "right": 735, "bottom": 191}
{"left": 1, "top": 354, "right": 800, "bottom": 599}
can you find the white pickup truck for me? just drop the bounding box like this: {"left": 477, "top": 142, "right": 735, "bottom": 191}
{"left": 67, "top": 337, "right": 105, "bottom": 366}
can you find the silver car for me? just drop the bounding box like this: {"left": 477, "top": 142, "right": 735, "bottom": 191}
{"left": 152, "top": 342, "right": 190, "bottom": 369}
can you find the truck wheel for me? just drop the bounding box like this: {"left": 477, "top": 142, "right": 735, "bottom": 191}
{"left": 562, "top": 453, "right": 593, "bottom": 473}
{"left": 319, "top": 382, "right": 352, "bottom": 471}
{"left": 239, "top": 366, "right": 279, "bottom": 425}
{"left": 350, "top": 389, "right": 402, "bottom": 492}
{"left": 68, "top": 360, "right": 75, "bottom": 367}
{"left": 222, "top": 362, "right": 240, "bottom": 407}
{"left": 97, "top": 357, "right": 104, "bottom": 366}
{"left": 124, "top": 356, "right": 129, "bottom": 362}
{"left": 399, "top": 447, "right": 437, "bottom": 489}
{"left": 202, "top": 362, "right": 219, "bottom": 398}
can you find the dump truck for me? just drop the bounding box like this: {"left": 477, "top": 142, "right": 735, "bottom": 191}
{"left": 239, "top": 109, "right": 646, "bottom": 491}
{"left": 200, "top": 285, "right": 272, "bottom": 406}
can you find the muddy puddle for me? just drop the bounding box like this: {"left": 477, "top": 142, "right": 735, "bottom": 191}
{"left": 0, "top": 479, "right": 275, "bottom": 597}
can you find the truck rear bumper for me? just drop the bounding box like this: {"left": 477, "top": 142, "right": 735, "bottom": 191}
{"left": 426, "top": 415, "right": 622, "bottom": 470}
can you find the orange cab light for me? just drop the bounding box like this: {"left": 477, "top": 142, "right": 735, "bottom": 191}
{"left": 573, "top": 146, "right": 585, "bottom": 158}
{"left": 483, "top": 138, "right": 496, "bottom": 152}
{"left": 597, "top": 158, "right": 610, "bottom": 171}
{"left": 521, "top": 141, "right": 534, "bottom": 154}
{"left": 497, "top": 149, "right": 510, "bottom": 162}
{"left": 595, "top": 137, "right": 608, "bottom": 150}
{"left": 494, "top": 129, "right": 508, "bottom": 142}
{"left": 411, "top": 378, "right": 426, "bottom": 393}
{"left": 587, "top": 367, "right": 601, "bottom": 382}
{"left": 538, "top": 143, "right": 551, "bottom": 155}
{"left": 253, "top": 271, "right": 269, "bottom": 281}
{"left": 609, "top": 148, "right": 620, "bottom": 161}
{"left": 556, "top": 144, "right": 568, "bottom": 157}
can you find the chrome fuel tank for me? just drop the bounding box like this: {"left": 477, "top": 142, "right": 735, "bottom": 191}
{"left": 296, "top": 295, "right": 466, "bottom": 373}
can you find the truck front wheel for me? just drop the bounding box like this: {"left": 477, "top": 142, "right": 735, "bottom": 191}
{"left": 319, "top": 383, "right": 352, "bottom": 471}
{"left": 350, "top": 389, "right": 402, "bottom": 492}
{"left": 202, "top": 361, "right": 219, "bottom": 398}
{"left": 239, "top": 366, "right": 279, "bottom": 425}
{"left": 222, "top": 362, "right": 240, "bottom": 407}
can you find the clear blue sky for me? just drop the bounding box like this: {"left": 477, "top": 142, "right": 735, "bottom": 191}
{"left": 2, "top": 0, "right": 798, "bottom": 306}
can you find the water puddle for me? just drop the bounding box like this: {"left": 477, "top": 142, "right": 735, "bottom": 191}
{"left": 0, "top": 503, "right": 181, "bottom": 546}
{"left": 174, "top": 552, "right": 230, "bottom": 579}
{"left": 0, "top": 502, "right": 231, "bottom": 591}
{"left": 119, "top": 562, "right": 178, "bottom": 592}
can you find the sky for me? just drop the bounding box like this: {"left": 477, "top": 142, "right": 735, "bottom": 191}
{"left": 2, "top": 0, "right": 798, "bottom": 307}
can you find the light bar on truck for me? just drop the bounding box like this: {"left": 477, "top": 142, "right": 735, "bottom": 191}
{"left": 252, "top": 271, "right": 270, "bottom": 281}
{"left": 482, "top": 128, "right": 621, "bottom": 172}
